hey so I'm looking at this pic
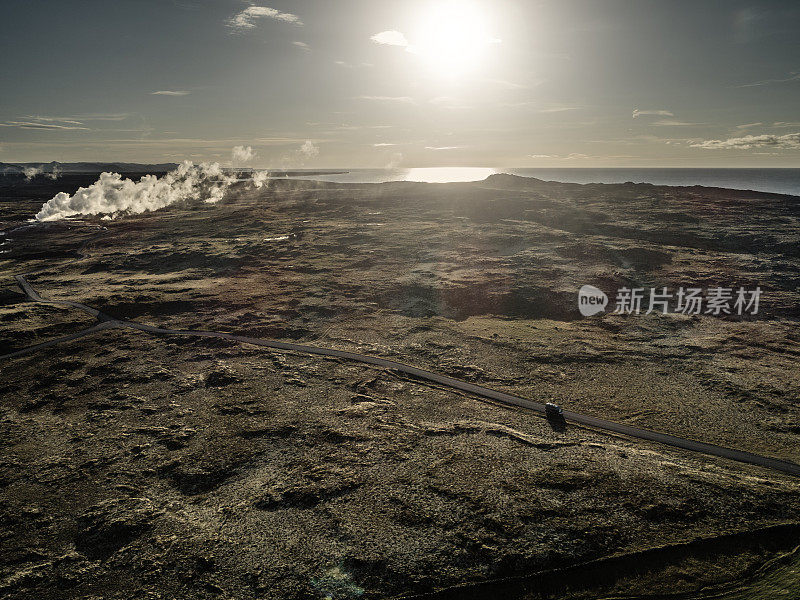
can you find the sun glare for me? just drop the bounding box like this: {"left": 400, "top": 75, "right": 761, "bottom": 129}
{"left": 410, "top": 1, "right": 497, "bottom": 78}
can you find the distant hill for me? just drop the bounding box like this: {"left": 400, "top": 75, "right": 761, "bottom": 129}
{"left": 0, "top": 161, "right": 178, "bottom": 175}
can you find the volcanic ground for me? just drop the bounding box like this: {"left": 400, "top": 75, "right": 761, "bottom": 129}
{"left": 1, "top": 173, "right": 799, "bottom": 599}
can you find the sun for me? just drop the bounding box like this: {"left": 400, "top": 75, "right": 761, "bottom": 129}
{"left": 410, "top": 1, "right": 497, "bottom": 78}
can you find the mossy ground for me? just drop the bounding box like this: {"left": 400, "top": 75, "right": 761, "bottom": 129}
{"left": 1, "top": 175, "right": 799, "bottom": 599}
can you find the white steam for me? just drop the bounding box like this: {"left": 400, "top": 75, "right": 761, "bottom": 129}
{"left": 251, "top": 170, "right": 270, "bottom": 188}
{"left": 386, "top": 152, "right": 403, "bottom": 168}
{"left": 232, "top": 145, "right": 256, "bottom": 164}
{"left": 23, "top": 165, "right": 61, "bottom": 181}
{"left": 278, "top": 140, "right": 321, "bottom": 169}
{"left": 35, "top": 161, "right": 236, "bottom": 222}
{"left": 23, "top": 167, "right": 41, "bottom": 181}
{"left": 299, "top": 140, "right": 319, "bottom": 158}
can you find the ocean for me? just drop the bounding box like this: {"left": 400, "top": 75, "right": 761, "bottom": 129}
{"left": 288, "top": 167, "right": 800, "bottom": 196}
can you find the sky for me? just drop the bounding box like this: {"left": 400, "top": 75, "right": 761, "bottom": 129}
{"left": 1, "top": 0, "right": 799, "bottom": 168}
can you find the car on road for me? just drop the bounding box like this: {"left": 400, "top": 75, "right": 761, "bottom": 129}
{"left": 545, "top": 402, "right": 564, "bottom": 419}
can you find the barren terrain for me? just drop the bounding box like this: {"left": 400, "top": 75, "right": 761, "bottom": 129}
{"left": 1, "top": 174, "right": 799, "bottom": 599}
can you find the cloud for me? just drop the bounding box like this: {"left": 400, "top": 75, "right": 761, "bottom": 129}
{"left": 773, "top": 121, "right": 800, "bottom": 128}
{"left": 632, "top": 109, "right": 674, "bottom": 118}
{"left": 738, "top": 71, "right": 800, "bottom": 88}
{"left": 495, "top": 101, "right": 580, "bottom": 111}
{"left": 334, "top": 60, "right": 372, "bottom": 68}
{"left": 0, "top": 120, "right": 89, "bottom": 130}
{"left": 526, "top": 153, "right": 611, "bottom": 161}
{"left": 651, "top": 120, "right": 705, "bottom": 127}
{"left": 355, "top": 95, "right": 415, "bottom": 104}
{"left": 151, "top": 90, "right": 190, "bottom": 96}
{"left": 424, "top": 146, "right": 463, "bottom": 150}
{"left": 370, "top": 30, "right": 409, "bottom": 47}
{"left": 690, "top": 132, "right": 800, "bottom": 150}
{"left": 227, "top": 6, "right": 303, "bottom": 30}
{"left": 299, "top": 140, "right": 319, "bottom": 158}
{"left": 23, "top": 116, "right": 84, "bottom": 125}
{"left": 736, "top": 122, "right": 762, "bottom": 129}
{"left": 74, "top": 113, "right": 131, "bottom": 121}
{"left": 292, "top": 41, "right": 311, "bottom": 52}
{"left": 3, "top": 136, "right": 311, "bottom": 155}
{"left": 11, "top": 113, "right": 133, "bottom": 128}
{"left": 373, "top": 143, "right": 396, "bottom": 147}
{"left": 537, "top": 106, "right": 580, "bottom": 113}
{"left": 231, "top": 145, "right": 256, "bottom": 163}
{"left": 323, "top": 123, "right": 392, "bottom": 132}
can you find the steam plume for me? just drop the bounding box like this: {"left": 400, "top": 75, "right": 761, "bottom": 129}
{"left": 251, "top": 170, "right": 270, "bottom": 188}
{"left": 232, "top": 145, "right": 256, "bottom": 164}
{"left": 22, "top": 164, "right": 61, "bottom": 181}
{"left": 299, "top": 140, "right": 319, "bottom": 158}
{"left": 23, "top": 167, "right": 41, "bottom": 181}
{"left": 35, "top": 161, "right": 235, "bottom": 222}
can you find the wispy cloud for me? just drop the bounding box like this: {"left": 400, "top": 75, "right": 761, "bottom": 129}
{"left": 651, "top": 119, "right": 705, "bottom": 127}
{"left": 0, "top": 120, "right": 89, "bottom": 130}
{"left": 227, "top": 6, "right": 303, "bottom": 30}
{"left": 0, "top": 114, "right": 155, "bottom": 138}
{"left": 370, "top": 30, "right": 409, "bottom": 47}
{"left": 67, "top": 113, "right": 132, "bottom": 122}
{"left": 292, "top": 41, "right": 311, "bottom": 52}
{"left": 424, "top": 146, "right": 463, "bottom": 150}
{"left": 632, "top": 109, "right": 674, "bottom": 118}
{"left": 1, "top": 137, "right": 316, "bottom": 158}
{"left": 334, "top": 60, "right": 372, "bottom": 69}
{"left": 329, "top": 124, "right": 393, "bottom": 131}
{"left": 529, "top": 152, "right": 635, "bottom": 161}
{"left": 496, "top": 101, "right": 580, "bottom": 112}
{"left": 373, "top": 143, "right": 397, "bottom": 147}
{"left": 151, "top": 90, "right": 190, "bottom": 96}
{"left": 737, "top": 71, "right": 800, "bottom": 87}
{"left": 537, "top": 105, "right": 580, "bottom": 113}
{"left": 355, "top": 95, "right": 416, "bottom": 104}
{"left": 736, "top": 122, "right": 762, "bottom": 129}
{"left": 691, "top": 132, "right": 800, "bottom": 149}
{"left": 23, "top": 115, "right": 84, "bottom": 125}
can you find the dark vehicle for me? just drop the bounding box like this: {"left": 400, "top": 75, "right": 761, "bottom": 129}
{"left": 545, "top": 402, "right": 564, "bottom": 419}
